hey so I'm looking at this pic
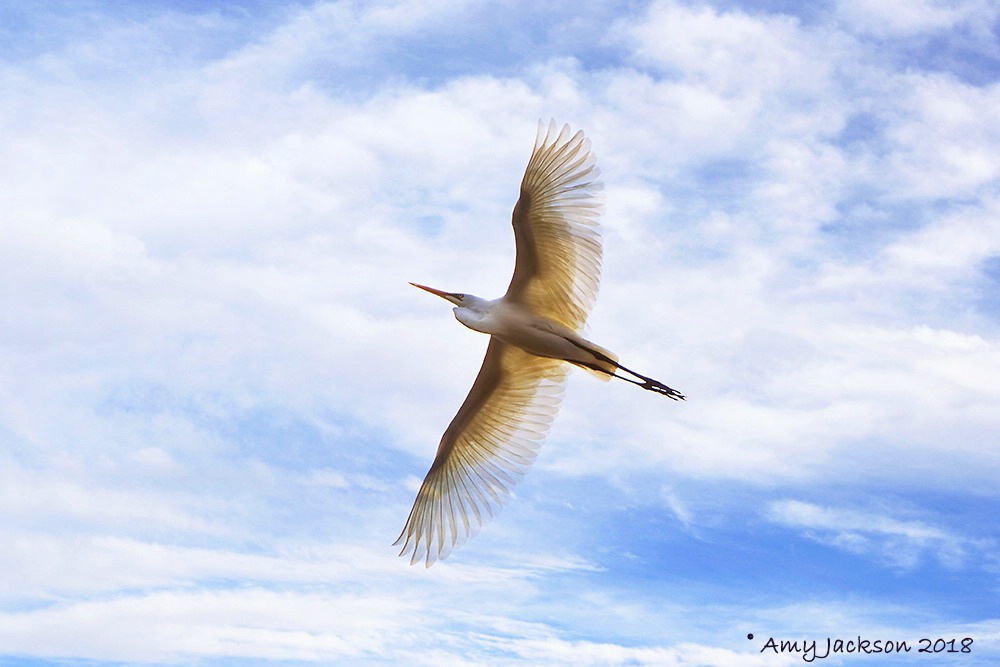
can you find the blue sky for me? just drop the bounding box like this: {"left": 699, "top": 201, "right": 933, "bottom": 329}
{"left": 1, "top": 0, "right": 999, "bottom": 665}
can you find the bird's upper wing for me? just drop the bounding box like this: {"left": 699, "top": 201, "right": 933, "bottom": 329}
{"left": 394, "top": 338, "right": 569, "bottom": 567}
{"left": 505, "top": 120, "right": 604, "bottom": 331}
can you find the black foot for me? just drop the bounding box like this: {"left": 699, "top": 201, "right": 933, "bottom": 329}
{"left": 642, "top": 379, "right": 685, "bottom": 401}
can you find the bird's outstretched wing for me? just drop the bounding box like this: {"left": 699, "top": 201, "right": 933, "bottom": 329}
{"left": 394, "top": 338, "right": 569, "bottom": 567}
{"left": 505, "top": 120, "right": 604, "bottom": 331}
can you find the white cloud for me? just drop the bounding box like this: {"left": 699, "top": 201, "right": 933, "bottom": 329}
{"left": 0, "top": 535, "right": 691, "bottom": 665}
{"left": 469, "top": 635, "right": 798, "bottom": 667}
{"left": 767, "top": 500, "right": 996, "bottom": 569}
{"left": 0, "top": 587, "right": 410, "bottom": 663}
{"left": 881, "top": 76, "right": 1000, "bottom": 199}
{"left": 835, "top": 0, "right": 999, "bottom": 38}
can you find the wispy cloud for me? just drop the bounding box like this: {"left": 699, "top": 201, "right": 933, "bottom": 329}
{"left": 767, "top": 499, "right": 996, "bottom": 570}
{"left": 834, "top": 0, "right": 1000, "bottom": 38}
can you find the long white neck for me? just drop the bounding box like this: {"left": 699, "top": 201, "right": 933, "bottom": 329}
{"left": 452, "top": 294, "right": 495, "bottom": 333}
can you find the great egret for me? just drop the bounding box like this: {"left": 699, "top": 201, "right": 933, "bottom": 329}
{"left": 396, "top": 121, "right": 683, "bottom": 567}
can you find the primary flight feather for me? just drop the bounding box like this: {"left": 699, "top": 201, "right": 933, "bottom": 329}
{"left": 396, "top": 121, "right": 683, "bottom": 567}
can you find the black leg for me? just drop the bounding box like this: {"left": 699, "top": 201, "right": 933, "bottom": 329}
{"left": 576, "top": 361, "right": 685, "bottom": 401}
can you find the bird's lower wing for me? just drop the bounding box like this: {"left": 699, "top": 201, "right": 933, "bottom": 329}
{"left": 394, "top": 338, "right": 569, "bottom": 567}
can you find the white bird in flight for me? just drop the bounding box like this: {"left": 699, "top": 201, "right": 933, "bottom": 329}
{"left": 396, "top": 121, "right": 683, "bottom": 567}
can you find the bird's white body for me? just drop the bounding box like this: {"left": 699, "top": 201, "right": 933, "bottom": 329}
{"left": 396, "top": 121, "right": 682, "bottom": 567}
{"left": 452, "top": 298, "right": 609, "bottom": 371}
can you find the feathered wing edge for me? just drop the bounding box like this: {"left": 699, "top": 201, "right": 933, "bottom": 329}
{"left": 506, "top": 120, "right": 605, "bottom": 331}
{"left": 394, "top": 340, "right": 569, "bottom": 567}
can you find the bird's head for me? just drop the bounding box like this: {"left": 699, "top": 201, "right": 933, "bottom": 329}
{"left": 409, "top": 282, "right": 468, "bottom": 306}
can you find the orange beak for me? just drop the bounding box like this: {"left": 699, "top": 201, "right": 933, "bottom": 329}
{"left": 409, "top": 282, "right": 462, "bottom": 304}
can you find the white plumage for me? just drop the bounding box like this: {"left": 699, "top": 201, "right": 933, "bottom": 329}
{"left": 396, "top": 121, "right": 683, "bottom": 567}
